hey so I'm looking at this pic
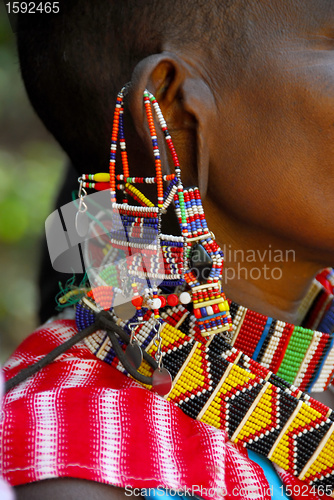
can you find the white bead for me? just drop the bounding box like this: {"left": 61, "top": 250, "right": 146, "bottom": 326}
{"left": 152, "top": 298, "right": 161, "bottom": 310}
{"left": 180, "top": 292, "right": 191, "bottom": 304}
{"left": 206, "top": 306, "right": 214, "bottom": 316}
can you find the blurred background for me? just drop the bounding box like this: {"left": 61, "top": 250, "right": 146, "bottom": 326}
{"left": 0, "top": 5, "right": 66, "bottom": 362}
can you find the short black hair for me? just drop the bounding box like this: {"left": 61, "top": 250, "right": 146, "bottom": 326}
{"left": 17, "top": 0, "right": 249, "bottom": 172}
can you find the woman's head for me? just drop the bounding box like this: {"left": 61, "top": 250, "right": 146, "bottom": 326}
{"left": 17, "top": 0, "right": 334, "bottom": 263}
{"left": 16, "top": 0, "right": 251, "bottom": 172}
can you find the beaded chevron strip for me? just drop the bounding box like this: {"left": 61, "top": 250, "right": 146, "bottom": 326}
{"left": 76, "top": 292, "right": 334, "bottom": 496}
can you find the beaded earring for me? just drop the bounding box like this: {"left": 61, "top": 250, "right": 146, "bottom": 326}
{"left": 76, "top": 84, "right": 233, "bottom": 391}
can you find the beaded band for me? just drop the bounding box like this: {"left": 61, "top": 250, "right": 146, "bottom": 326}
{"left": 228, "top": 300, "right": 334, "bottom": 393}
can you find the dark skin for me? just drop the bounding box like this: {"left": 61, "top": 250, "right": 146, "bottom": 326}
{"left": 15, "top": 0, "right": 334, "bottom": 497}
{"left": 15, "top": 479, "right": 132, "bottom": 499}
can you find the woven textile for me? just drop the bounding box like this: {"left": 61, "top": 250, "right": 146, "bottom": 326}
{"left": 0, "top": 319, "right": 331, "bottom": 499}
{"left": 0, "top": 373, "right": 14, "bottom": 500}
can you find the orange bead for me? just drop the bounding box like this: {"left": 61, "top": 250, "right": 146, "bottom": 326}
{"left": 131, "top": 295, "right": 143, "bottom": 308}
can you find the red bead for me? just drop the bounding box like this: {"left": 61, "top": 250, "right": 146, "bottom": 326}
{"left": 167, "top": 294, "right": 179, "bottom": 307}
{"left": 131, "top": 295, "right": 143, "bottom": 308}
{"left": 194, "top": 309, "right": 201, "bottom": 319}
{"left": 159, "top": 296, "right": 167, "bottom": 308}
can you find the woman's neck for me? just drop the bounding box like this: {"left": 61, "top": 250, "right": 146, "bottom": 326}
{"left": 203, "top": 196, "right": 323, "bottom": 325}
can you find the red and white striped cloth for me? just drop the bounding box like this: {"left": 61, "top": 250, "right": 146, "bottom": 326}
{"left": 0, "top": 319, "right": 331, "bottom": 499}
{"left": 0, "top": 372, "right": 14, "bottom": 500}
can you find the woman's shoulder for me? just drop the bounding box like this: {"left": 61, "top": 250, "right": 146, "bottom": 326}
{"left": 14, "top": 478, "right": 133, "bottom": 500}
{"left": 2, "top": 317, "right": 95, "bottom": 380}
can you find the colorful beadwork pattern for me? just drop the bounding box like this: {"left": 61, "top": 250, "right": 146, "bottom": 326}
{"left": 81, "top": 223, "right": 334, "bottom": 394}
{"left": 79, "top": 86, "right": 233, "bottom": 337}
{"left": 73, "top": 86, "right": 334, "bottom": 496}
{"left": 75, "top": 293, "right": 334, "bottom": 496}
{"left": 228, "top": 300, "right": 334, "bottom": 393}
{"left": 79, "top": 88, "right": 334, "bottom": 387}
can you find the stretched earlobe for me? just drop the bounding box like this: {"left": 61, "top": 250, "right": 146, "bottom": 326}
{"left": 181, "top": 78, "right": 215, "bottom": 197}
{"left": 197, "top": 126, "right": 210, "bottom": 196}
{"left": 127, "top": 53, "right": 185, "bottom": 173}
{"left": 130, "top": 52, "right": 186, "bottom": 101}
{"left": 129, "top": 52, "right": 215, "bottom": 196}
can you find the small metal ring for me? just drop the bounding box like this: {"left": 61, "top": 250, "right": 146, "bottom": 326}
{"left": 79, "top": 200, "right": 88, "bottom": 213}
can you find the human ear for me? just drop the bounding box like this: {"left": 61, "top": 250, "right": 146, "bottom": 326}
{"left": 128, "top": 52, "right": 215, "bottom": 196}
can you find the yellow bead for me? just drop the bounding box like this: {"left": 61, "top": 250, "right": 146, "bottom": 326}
{"left": 94, "top": 172, "right": 110, "bottom": 182}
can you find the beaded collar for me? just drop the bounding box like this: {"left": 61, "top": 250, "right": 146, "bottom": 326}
{"left": 77, "top": 268, "right": 334, "bottom": 394}
{"left": 75, "top": 286, "right": 334, "bottom": 496}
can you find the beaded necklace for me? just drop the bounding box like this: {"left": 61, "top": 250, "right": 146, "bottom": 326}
{"left": 228, "top": 278, "right": 334, "bottom": 394}
{"left": 75, "top": 292, "right": 334, "bottom": 495}
{"left": 78, "top": 236, "right": 334, "bottom": 395}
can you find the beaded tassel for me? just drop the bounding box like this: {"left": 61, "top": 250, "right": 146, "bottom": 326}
{"left": 181, "top": 187, "right": 233, "bottom": 337}
{"left": 109, "top": 92, "right": 122, "bottom": 203}
{"left": 143, "top": 91, "right": 164, "bottom": 208}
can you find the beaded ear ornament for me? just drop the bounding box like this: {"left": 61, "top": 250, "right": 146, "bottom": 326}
{"left": 75, "top": 85, "right": 233, "bottom": 393}
{"left": 5, "top": 85, "right": 334, "bottom": 495}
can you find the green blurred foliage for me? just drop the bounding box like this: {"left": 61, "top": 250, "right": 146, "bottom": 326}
{"left": 0, "top": 9, "right": 65, "bottom": 361}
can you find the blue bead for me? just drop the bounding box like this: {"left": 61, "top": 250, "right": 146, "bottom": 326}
{"left": 200, "top": 307, "right": 207, "bottom": 317}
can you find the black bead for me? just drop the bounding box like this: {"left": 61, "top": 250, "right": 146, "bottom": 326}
{"left": 189, "top": 243, "right": 213, "bottom": 283}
